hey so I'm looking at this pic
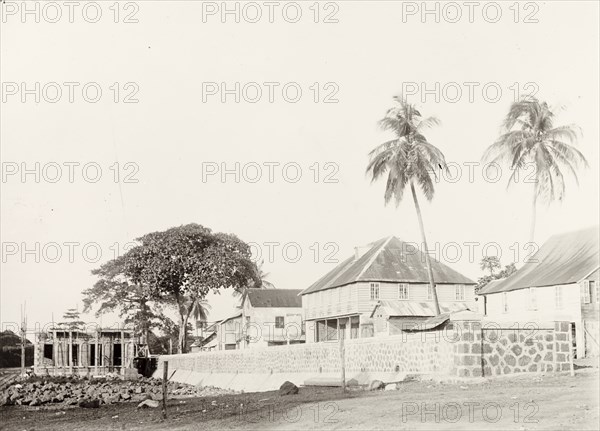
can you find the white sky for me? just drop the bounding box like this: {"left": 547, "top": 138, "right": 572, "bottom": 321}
{"left": 1, "top": 1, "right": 598, "bottom": 333}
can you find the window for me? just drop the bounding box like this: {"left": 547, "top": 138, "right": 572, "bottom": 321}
{"left": 370, "top": 283, "right": 380, "bottom": 300}
{"left": 398, "top": 283, "right": 409, "bottom": 300}
{"left": 582, "top": 280, "right": 591, "bottom": 304}
{"left": 555, "top": 286, "right": 563, "bottom": 309}
{"left": 71, "top": 344, "right": 79, "bottom": 366}
{"left": 43, "top": 344, "right": 53, "bottom": 360}
{"left": 455, "top": 285, "right": 465, "bottom": 301}
{"left": 275, "top": 316, "right": 284, "bottom": 329}
{"left": 427, "top": 285, "right": 433, "bottom": 300}
{"left": 529, "top": 287, "right": 538, "bottom": 310}
{"left": 502, "top": 292, "right": 508, "bottom": 313}
{"left": 594, "top": 281, "right": 599, "bottom": 304}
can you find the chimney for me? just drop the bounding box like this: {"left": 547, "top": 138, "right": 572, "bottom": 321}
{"left": 354, "top": 246, "right": 369, "bottom": 261}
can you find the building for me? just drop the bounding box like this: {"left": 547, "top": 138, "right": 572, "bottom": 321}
{"left": 478, "top": 226, "right": 599, "bottom": 358}
{"left": 216, "top": 311, "right": 242, "bottom": 350}
{"left": 300, "top": 236, "right": 477, "bottom": 342}
{"left": 370, "top": 300, "right": 470, "bottom": 336}
{"left": 33, "top": 326, "right": 138, "bottom": 377}
{"left": 240, "top": 289, "right": 304, "bottom": 348}
{"left": 190, "top": 320, "right": 220, "bottom": 352}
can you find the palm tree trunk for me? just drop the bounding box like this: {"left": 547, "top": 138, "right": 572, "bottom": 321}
{"left": 410, "top": 182, "right": 441, "bottom": 315}
{"left": 530, "top": 181, "right": 538, "bottom": 243}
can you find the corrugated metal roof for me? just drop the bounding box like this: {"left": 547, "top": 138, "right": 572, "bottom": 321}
{"left": 481, "top": 226, "right": 599, "bottom": 295}
{"left": 247, "top": 289, "right": 302, "bottom": 308}
{"left": 370, "top": 300, "right": 470, "bottom": 317}
{"left": 220, "top": 311, "right": 242, "bottom": 324}
{"left": 477, "top": 278, "right": 505, "bottom": 295}
{"left": 300, "top": 236, "right": 476, "bottom": 295}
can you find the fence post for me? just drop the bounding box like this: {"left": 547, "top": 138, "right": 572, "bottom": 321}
{"left": 339, "top": 331, "right": 346, "bottom": 392}
{"left": 568, "top": 323, "right": 575, "bottom": 376}
{"left": 162, "top": 361, "right": 169, "bottom": 419}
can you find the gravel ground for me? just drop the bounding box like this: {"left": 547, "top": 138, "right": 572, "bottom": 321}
{"left": 0, "top": 369, "right": 598, "bottom": 431}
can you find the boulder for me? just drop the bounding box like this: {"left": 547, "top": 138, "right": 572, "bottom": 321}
{"left": 78, "top": 399, "right": 100, "bottom": 409}
{"left": 279, "top": 381, "right": 299, "bottom": 396}
{"left": 137, "top": 399, "right": 160, "bottom": 409}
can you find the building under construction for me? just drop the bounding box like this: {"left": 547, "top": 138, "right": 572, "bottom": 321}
{"left": 33, "top": 327, "right": 140, "bottom": 377}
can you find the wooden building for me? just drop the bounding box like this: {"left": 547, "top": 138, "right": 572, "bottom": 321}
{"left": 479, "top": 226, "right": 599, "bottom": 358}
{"left": 300, "top": 236, "right": 477, "bottom": 342}
{"left": 33, "top": 327, "right": 138, "bottom": 377}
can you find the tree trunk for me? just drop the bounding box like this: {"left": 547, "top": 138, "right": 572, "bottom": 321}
{"left": 530, "top": 181, "right": 538, "bottom": 244}
{"left": 410, "top": 182, "right": 441, "bottom": 315}
{"left": 178, "top": 314, "right": 189, "bottom": 354}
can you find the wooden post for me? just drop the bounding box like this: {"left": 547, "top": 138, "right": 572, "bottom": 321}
{"left": 52, "top": 330, "right": 56, "bottom": 369}
{"left": 20, "top": 325, "right": 25, "bottom": 377}
{"left": 121, "top": 330, "right": 125, "bottom": 378}
{"left": 69, "top": 331, "right": 73, "bottom": 371}
{"left": 569, "top": 323, "right": 575, "bottom": 377}
{"left": 94, "top": 331, "right": 99, "bottom": 375}
{"left": 162, "top": 361, "right": 169, "bottom": 419}
{"left": 339, "top": 328, "right": 346, "bottom": 393}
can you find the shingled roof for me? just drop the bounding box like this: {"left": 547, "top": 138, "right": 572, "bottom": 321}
{"left": 480, "top": 226, "right": 599, "bottom": 295}
{"left": 247, "top": 289, "right": 302, "bottom": 308}
{"left": 300, "top": 236, "right": 476, "bottom": 295}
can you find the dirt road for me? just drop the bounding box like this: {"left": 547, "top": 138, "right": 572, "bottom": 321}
{"left": 1, "top": 369, "right": 598, "bottom": 430}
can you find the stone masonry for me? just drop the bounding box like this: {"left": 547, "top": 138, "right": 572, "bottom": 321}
{"left": 160, "top": 320, "right": 573, "bottom": 381}
{"left": 453, "top": 320, "right": 573, "bottom": 377}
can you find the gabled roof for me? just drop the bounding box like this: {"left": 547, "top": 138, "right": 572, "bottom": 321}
{"left": 477, "top": 278, "right": 505, "bottom": 295}
{"left": 300, "top": 236, "right": 476, "bottom": 295}
{"left": 247, "top": 289, "right": 302, "bottom": 308}
{"left": 480, "top": 226, "right": 600, "bottom": 295}
{"left": 370, "top": 300, "right": 470, "bottom": 318}
{"left": 220, "top": 311, "right": 242, "bottom": 325}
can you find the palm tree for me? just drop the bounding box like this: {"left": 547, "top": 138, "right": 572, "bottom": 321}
{"left": 480, "top": 256, "right": 501, "bottom": 277}
{"left": 191, "top": 298, "right": 211, "bottom": 338}
{"left": 483, "top": 97, "right": 588, "bottom": 242}
{"left": 234, "top": 260, "right": 274, "bottom": 306}
{"left": 366, "top": 96, "right": 448, "bottom": 315}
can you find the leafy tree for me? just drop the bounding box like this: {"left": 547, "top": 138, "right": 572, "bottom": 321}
{"left": 0, "top": 331, "right": 33, "bottom": 368}
{"left": 483, "top": 97, "right": 588, "bottom": 242}
{"left": 59, "top": 308, "right": 85, "bottom": 330}
{"left": 480, "top": 256, "right": 501, "bottom": 277}
{"left": 234, "top": 260, "right": 274, "bottom": 305}
{"left": 366, "top": 96, "right": 448, "bottom": 315}
{"left": 476, "top": 262, "right": 517, "bottom": 293}
{"left": 82, "top": 248, "right": 166, "bottom": 345}
{"left": 135, "top": 224, "right": 259, "bottom": 353}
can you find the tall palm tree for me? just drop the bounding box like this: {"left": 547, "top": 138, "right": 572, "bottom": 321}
{"left": 483, "top": 97, "right": 588, "bottom": 242}
{"left": 191, "top": 298, "right": 211, "bottom": 338}
{"left": 366, "top": 96, "right": 448, "bottom": 315}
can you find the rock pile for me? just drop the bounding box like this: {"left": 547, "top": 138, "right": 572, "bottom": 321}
{"left": 1, "top": 376, "right": 236, "bottom": 408}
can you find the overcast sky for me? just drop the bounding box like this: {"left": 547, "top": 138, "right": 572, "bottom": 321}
{"left": 1, "top": 1, "right": 598, "bottom": 332}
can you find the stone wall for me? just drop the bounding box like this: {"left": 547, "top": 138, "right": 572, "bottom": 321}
{"left": 159, "top": 330, "right": 455, "bottom": 376}
{"left": 453, "top": 321, "right": 573, "bottom": 377}
{"left": 158, "top": 320, "right": 573, "bottom": 384}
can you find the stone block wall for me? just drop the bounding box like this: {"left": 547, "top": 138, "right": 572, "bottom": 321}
{"left": 452, "top": 320, "right": 573, "bottom": 377}
{"left": 158, "top": 320, "right": 573, "bottom": 381}
{"left": 159, "top": 331, "right": 455, "bottom": 376}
